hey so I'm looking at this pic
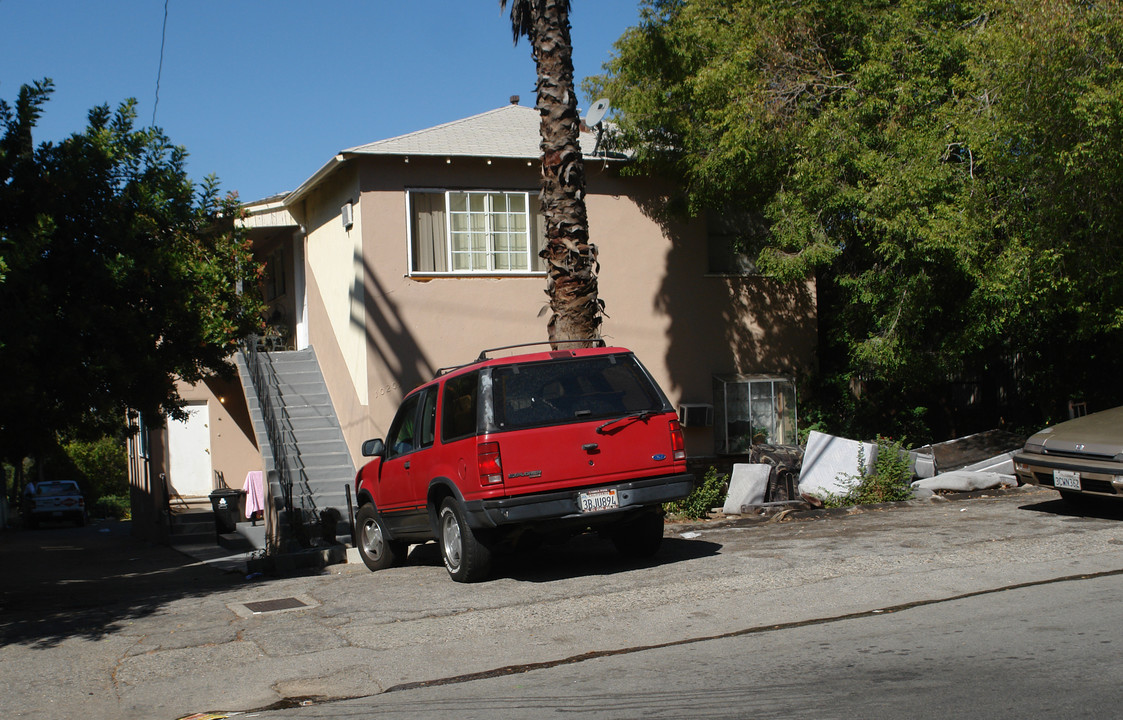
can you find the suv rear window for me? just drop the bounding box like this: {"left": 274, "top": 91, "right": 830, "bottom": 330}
{"left": 492, "top": 354, "right": 664, "bottom": 430}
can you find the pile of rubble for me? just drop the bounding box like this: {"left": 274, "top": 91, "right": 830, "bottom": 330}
{"left": 722, "top": 430, "right": 1026, "bottom": 516}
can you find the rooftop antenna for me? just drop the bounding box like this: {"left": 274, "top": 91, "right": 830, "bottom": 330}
{"left": 584, "top": 98, "right": 610, "bottom": 156}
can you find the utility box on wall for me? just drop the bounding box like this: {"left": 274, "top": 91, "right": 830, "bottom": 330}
{"left": 713, "top": 374, "right": 798, "bottom": 455}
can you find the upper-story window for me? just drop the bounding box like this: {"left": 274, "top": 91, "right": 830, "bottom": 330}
{"left": 409, "top": 190, "right": 544, "bottom": 275}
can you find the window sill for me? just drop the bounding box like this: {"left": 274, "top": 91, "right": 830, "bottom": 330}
{"left": 407, "top": 272, "right": 547, "bottom": 280}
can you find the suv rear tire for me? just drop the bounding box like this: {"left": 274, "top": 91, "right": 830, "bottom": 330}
{"left": 356, "top": 504, "right": 405, "bottom": 571}
{"left": 438, "top": 497, "right": 492, "bottom": 582}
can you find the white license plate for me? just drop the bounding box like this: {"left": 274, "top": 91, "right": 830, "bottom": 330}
{"left": 1054, "top": 470, "right": 1081, "bottom": 490}
{"left": 578, "top": 488, "right": 619, "bottom": 513}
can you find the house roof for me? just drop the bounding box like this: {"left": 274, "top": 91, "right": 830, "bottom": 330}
{"left": 284, "top": 104, "right": 620, "bottom": 206}
{"left": 344, "top": 104, "right": 598, "bottom": 160}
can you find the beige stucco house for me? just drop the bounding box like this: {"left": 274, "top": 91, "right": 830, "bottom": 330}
{"left": 127, "top": 101, "right": 816, "bottom": 545}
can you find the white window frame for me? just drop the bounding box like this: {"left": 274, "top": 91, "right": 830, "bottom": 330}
{"left": 407, "top": 188, "right": 545, "bottom": 277}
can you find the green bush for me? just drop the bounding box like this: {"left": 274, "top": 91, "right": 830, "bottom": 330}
{"left": 820, "top": 436, "right": 914, "bottom": 508}
{"left": 63, "top": 436, "right": 127, "bottom": 503}
{"left": 665, "top": 467, "right": 727, "bottom": 520}
{"left": 93, "top": 494, "right": 131, "bottom": 520}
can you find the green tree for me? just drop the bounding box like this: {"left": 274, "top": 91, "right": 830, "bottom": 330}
{"left": 0, "top": 80, "right": 263, "bottom": 494}
{"left": 501, "top": 0, "right": 603, "bottom": 345}
{"left": 587, "top": 0, "right": 1123, "bottom": 439}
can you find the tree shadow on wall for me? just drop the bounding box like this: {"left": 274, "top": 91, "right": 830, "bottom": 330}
{"left": 352, "top": 250, "right": 436, "bottom": 403}
{"left": 630, "top": 190, "right": 817, "bottom": 400}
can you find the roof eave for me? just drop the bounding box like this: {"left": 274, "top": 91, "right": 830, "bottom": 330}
{"left": 283, "top": 152, "right": 353, "bottom": 207}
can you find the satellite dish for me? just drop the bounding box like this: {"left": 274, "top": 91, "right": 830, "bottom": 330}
{"left": 585, "top": 98, "right": 610, "bottom": 127}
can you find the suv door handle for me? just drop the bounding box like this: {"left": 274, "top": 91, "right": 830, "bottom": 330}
{"left": 404, "top": 461, "right": 411, "bottom": 469}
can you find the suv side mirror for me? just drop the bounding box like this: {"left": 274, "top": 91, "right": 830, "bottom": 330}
{"left": 361, "top": 438, "right": 385, "bottom": 458}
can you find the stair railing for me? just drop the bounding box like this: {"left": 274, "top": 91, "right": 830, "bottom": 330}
{"left": 241, "top": 336, "right": 318, "bottom": 546}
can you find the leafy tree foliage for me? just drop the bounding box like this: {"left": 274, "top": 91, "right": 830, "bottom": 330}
{"left": 587, "top": 0, "right": 1123, "bottom": 440}
{"left": 0, "top": 80, "right": 263, "bottom": 470}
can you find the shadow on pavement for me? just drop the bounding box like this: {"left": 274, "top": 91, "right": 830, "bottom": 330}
{"left": 1019, "top": 495, "right": 1123, "bottom": 522}
{"left": 0, "top": 520, "right": 248, "bottom": 649}
{"left": 398, "top": 531, "right": 722, "bottom": 584}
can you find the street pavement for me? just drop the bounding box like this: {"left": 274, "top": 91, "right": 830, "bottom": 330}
{"left": 2, "top": 485, "right": 1122, "bottom": 720}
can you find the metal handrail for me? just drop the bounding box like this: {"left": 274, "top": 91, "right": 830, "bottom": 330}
{"left": 242, "top": 336, "right": 316, "bottom": 546}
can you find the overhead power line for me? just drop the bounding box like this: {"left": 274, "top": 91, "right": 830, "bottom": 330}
{"left": 153, "top": 0, "right": 170, "bottom": 126}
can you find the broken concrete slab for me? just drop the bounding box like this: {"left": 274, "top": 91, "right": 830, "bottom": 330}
{"left": 911, "top": 470, "right": 1017, "bottom": 494}
{"left": 919, "top": 430, "right": 1026, "bottom": 474}
{"left": 723, "top": 464, "right": 771, "bottom": 514}
{"left": 798, "top": 431, "right": 878, "bottom": 499}
{"left": 960, "top": 450, "right": 1017, "bottom": 476}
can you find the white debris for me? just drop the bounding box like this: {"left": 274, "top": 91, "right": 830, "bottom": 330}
{"left": 911, "top": 470, "right": 1017, "bottom": 493}
{"left": 798, "top": 431, "right": 878, "bottom": 498}
{"left": 723, "top": 463, "right": 771, "bottom": 514}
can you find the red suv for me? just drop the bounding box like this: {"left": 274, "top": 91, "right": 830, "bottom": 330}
{"left": 353, "top": 342, "right": 695, "bottom": 582}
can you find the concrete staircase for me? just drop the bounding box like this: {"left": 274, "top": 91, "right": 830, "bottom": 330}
{"left": 237, "top": 347, "right": 356, "bottom": 546}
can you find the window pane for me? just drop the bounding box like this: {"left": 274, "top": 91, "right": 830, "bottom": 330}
{"left": 492, "top": 355, "right": 663, "bottom": 429}
{"left": 509, "top": 193, "right": 526, "bottom": 213}
{"left": 442, "top": 371, "right": 479, "bottom": 442}
{"left": 450, "top": 214, "right": 468, "bottom": 233}
{"left": 387, "top": 394, "right": 421, "bottom": 458}
{"left": 419, "top": 389, "right": 438, "bottom": 448}
{"left": 492, "top": 213, "right": 508, "bottom": 232}
{"left": 469, "top": 193, "right": 486, "bottom": 213}
{"left": 449, "top": 193, "right": 467, "bottom": 212}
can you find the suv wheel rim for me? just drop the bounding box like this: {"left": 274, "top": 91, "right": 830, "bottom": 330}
{"left": 441, "top": 509, "right": 462, "bottom": 571}
{"left": 362, "top": 518, "right": 384, "bottom": 560}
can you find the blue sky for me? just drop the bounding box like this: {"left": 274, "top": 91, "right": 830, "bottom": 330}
{"left": 0, "top": 1, "right": 641, "bottom": 202}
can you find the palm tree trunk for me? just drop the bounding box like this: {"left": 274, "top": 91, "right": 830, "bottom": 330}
{"left": 509, "top": 0, "right": 602, "bottom": 347}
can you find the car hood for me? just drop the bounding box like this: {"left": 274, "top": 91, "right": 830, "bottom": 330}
{"left": 1024, "top": 405, "right": 1123, "bottom": 459}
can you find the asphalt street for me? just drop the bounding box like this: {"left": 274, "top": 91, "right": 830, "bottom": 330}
{"left": 1, "top": 484, "right": 1121, "bottom": 720}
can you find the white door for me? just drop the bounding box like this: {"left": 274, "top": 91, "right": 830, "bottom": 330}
{"left": 167, "top": 403, "right": 213, "bottom": 497}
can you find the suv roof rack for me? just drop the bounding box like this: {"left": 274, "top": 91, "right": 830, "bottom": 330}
{"left": 433, "top": 339, "right": 608, "bottom": 377}
{"left": 475, "top": 339, "right": 606, "bottom": 362}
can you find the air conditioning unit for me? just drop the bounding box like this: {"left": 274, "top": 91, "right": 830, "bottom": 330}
{"left": 678, "top": 403, "right": 714, "bottom": 428}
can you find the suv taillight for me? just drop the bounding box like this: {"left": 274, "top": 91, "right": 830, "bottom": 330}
{"left": 669, "top": 419, "right": 686, "bottom": 462}
{"left": 478, "top": 441, "right": 504, "bottom": 485}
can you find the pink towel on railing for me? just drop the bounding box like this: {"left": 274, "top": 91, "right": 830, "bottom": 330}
{"left": 244, "top": 470, "right": 264, "bottom": 518}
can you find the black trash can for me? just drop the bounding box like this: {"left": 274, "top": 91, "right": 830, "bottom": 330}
{"left": 209, "top": 488, "right": 242, "bottom": 535}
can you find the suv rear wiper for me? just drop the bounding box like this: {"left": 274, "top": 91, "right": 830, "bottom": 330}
{"left": 596, "top": 410, "right": 656, "bottom": 434}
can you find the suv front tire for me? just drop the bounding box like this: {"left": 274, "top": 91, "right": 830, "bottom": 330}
{"left": 356, "top": 504, "right": 406, "bottom": 571}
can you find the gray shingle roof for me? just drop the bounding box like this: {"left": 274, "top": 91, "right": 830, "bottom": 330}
{"left": 345, "top": 104, "right": 600, "bottom": 159}
{"left": 283, "top": 104, "right": 620, "bottom": 205}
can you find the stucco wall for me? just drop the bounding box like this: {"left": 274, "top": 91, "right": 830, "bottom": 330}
{"left": 314, "top": 154, "right": 818, "bottom": 460}
{"left": 297, "top": 165, "right": 368, "bottom": 406}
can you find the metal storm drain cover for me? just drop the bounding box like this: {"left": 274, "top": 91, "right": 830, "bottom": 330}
{"left": 228, "top": 593, "right": 319, "bottom": 618}
{"left": 245, "top": 597, "right": 307, "bottom": 613}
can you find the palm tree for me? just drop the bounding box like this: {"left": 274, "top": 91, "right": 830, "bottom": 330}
{"left": 501, "top": 0, "right": 602, "bottom": 346}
